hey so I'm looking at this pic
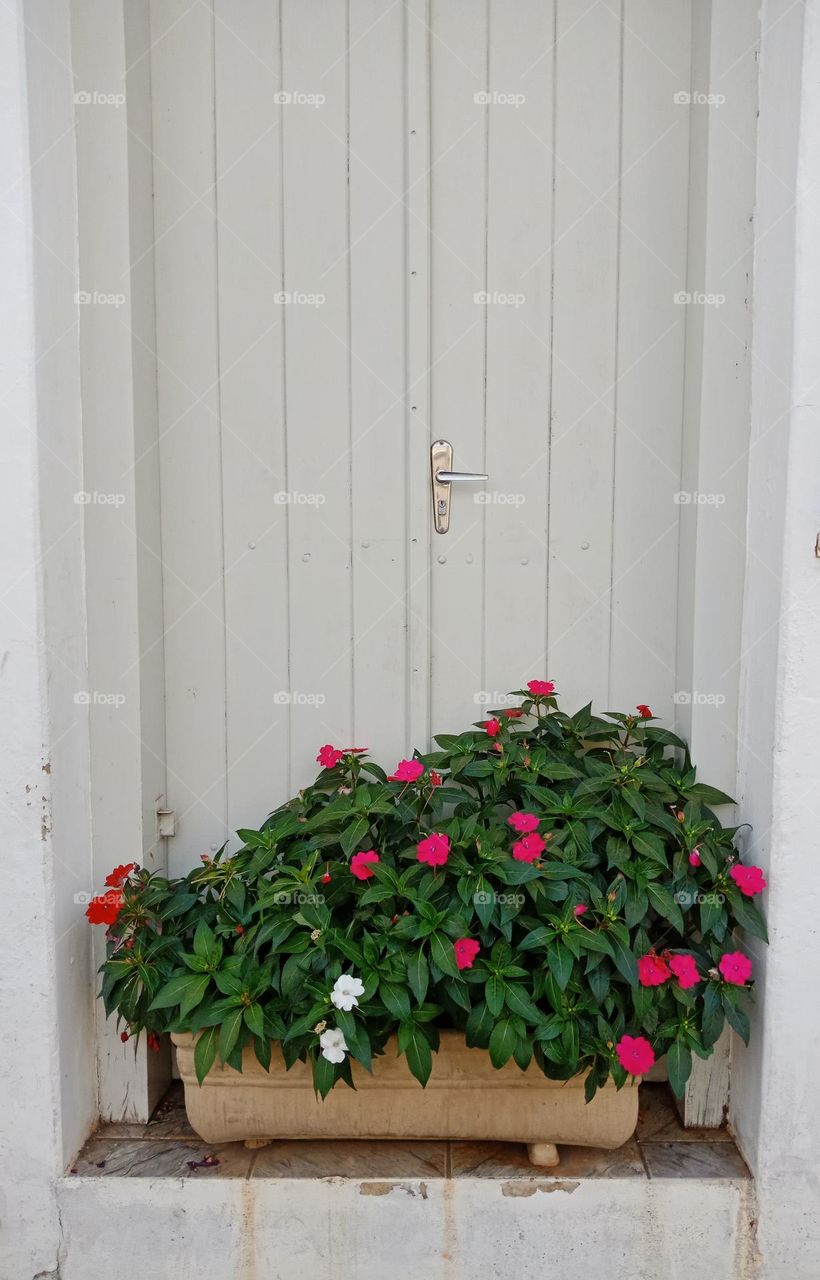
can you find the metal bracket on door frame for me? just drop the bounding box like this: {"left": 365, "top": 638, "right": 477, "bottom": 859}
{"left": 430, "top": 439, "right": 488, "bottom": 534}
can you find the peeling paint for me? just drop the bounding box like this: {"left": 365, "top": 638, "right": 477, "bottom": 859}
{"left": 501, "top": 1180, "right": 580, "bottom": 1196}
{"left": 358, "top": 1181, "right": 427, "bottom": 1198}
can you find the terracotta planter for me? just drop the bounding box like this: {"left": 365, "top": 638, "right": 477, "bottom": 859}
{"left": 172, "top": 1031, "right": 639, "bottom": 1167}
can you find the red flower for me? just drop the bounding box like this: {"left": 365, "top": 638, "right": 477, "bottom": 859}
{"left": 235, "top": 925, "right": 244, "bottom": 935}
{"left": 316, "top": 744, "right": 344, "bottom": 769}
{"left": 688, "top": 849, "right": 701, "bottom": 867}
{"left": 321, "top": 867, "right": 332, "bottom": 884}
{"left": 120, "top": 1030, "right": 130, "bottom": 1043}
{"left": 417, "top": 833, "right": 450, "bottom": 867}
{"left": 511, "top": 833, "right": 546, "bottom": 863}
{"left": 636, "top": 704, "right": 653, "bottom": 719}
{"left": 615, "top": 1034, "right": 655, "bottom": 1076}
{"left": 483, "top": 718, "right": 501, "bottom": 738}
{"left": 637, "top": 954, "right": 671, "bottom": 987}
{"left": 388, "top": 758, "right": 424, "bottom": 783}
{"left": 719, "top": 951, "right": 753, "bottom": 985}
{"left": 573, "top": 904, "right": 588, "bottom": 918}
{"left": 507, "top": 811, "right": 539, "bottom": 834}
{"left": 342, "top": 747, "right": 368, "bottom": 754}
{"left": 105, "top": 863, "right": 135, "bottom": 888}
{"left": 429, "top": 771, "right": 443, "bottom": 787}
{"left": 504, "top": 708, "right": 524, "bottom": 719}
{"left": 454, "top": 938, "right": 480, "bottom": 971}
{"left": 730, "top": 865, "right": 767, "bottom": 897}
{"left": 527, "top": 680, "right": 555, "bottom": 697}
{"left": 85, "top": 890, "right": 124, "bottom": 927}
{"left": 147, "top": 1032, "right": 161, "bottom": 1053}
{"left": 669, "top": 954, "right": 700, "bottom": 989}
{"left": 350, "top": 850, "right": 380, "bottom": 880}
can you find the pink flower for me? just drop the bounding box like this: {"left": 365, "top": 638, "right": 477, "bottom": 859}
{"left": 688, "top": 849, "right": 701, "bottom": 867}
{"left": 429, "top": 771, "right": 442, "bottom": 787}
{"left": 350, "top": 850, "right": 380, "bottom": 880}
{"left": 573, "top": 904, "right": 588, "bottom": 918}
{"left": 316, "top": 744, "right": 343, "bottom": 769}
{"left": 730, "top": 865, "right": 767, "bottom": 897}
{"left": 483, "top": 718, "right": 501, "bottom": 738}
{"left": 417, "top": 833, "right": 450, "bottom": 867}
{"left": 507, "top": 811, "right": 539, "bottom": 834}
{"left": 511, "top": 832, "right": 546, "bottom": 863}
{"left": 669, "top": 954, "right": 701, "bottom": 990}
{"left": 454, "top": 938, "right": 480, "bottom": 971}
{"left": 615, "top": 1034, "right": 655, "bottom": 1076}
{"left": 636, "top": 704, "right": 653, "bottom": 719}
{"left": 719, "top": 951, "right": 753, "bottom": 985}
{"left": 527, "top": 679, "right": 555, "bottom": 697}
{"left": 638, "top": 954, "right": 671, "bottom": 987}
{"left": 388, "top": 758, "right": 424, "bottom": 783}
{"left": 504, "top": 708, "right": 524, "bottom": 719}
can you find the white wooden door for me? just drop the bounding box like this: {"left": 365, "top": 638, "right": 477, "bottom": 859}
{"left": 150, "top": 0, "right": 692, "bottom": 872}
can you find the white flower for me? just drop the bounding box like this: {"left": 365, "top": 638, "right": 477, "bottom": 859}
{"left": 319, "top": 1027, "right": 348, "bottom": 1064}
{"left": 330, "top": 972, "right": 365, "bottom": 1012}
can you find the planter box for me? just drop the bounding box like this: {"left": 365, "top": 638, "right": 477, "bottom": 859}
{"left": 172, "top": 1031, "right": 639, "bottom": 1167}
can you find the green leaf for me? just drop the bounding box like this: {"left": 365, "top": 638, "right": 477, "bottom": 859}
{"left": 340, "top": 816, "right": 369, "bottom": 857}
{"left": 485, "top": 974, "right": 506, "bottom": 1016}
{"left": 218, "top": 1006, "right": 244, "bottom": 1063}
{"left": 546, "top": 942, "right": 573, "bottom": 992}
{"left": 335, "top": 1010, "right": 372, "bottom": 1071}
{"left": 150, "top": 973, "right": 209, "bottom": 1015}
{"left": 667, "top": 1041, "right": 693, "bottom": 1098}
{"left": 646, "top": 883, "right": 685, "bottom": 933}
{"left": 194, "top": 1026, "right": 218, "bottom": 1085}
{"left": 380, "top": 980, "right": 411, "bottom": 1021}
{"left": 608, "top": 934, "right": 639, "bottom": 986}
{"left": 504, "top": 984, "right": 542, "bottom": 1023}
{"left": 193, "top": 920, "right": 222, "bottom": 967}
{"left": 465, "top": 1001, "right": 494, "bottom": 1048}
{"left": 685, "top": 783, "right": 735, "bottom": 807}
{"left": 488, "top": 1018, "right": 517, "bottom": 1068}
{"left": 398, "top": 1022, "right": 433, "bottom": 1085}
{"left": 430, "top": 932, "right": 460, "bottom": 978}
{"left": 406, "top": 951, "right": 429, "bottom": 1005}
{"left": 312, "top": 1050, "right": 337, "bottom": 1099}
{"left": 243, "top": 1004, "right": 265, "bottom": 1040}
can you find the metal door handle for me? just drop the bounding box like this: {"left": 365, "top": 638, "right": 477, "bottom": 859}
{"left": 431, "top": 440, "right": 488, "bottom": 534}
{"left": 435, "top": 470, "right": 489, "bottom": 483}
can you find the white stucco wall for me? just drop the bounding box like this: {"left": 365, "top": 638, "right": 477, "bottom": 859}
{"left": 731, "top": 2, "right": 820, "bottom": 1274}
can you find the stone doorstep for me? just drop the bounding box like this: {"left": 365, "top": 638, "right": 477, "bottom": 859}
{"left": 67, "top": 1083, "right": 750, "bottom": 1182}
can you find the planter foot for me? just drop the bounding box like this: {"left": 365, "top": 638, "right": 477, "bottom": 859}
{"left": 527, "top": 1142, "right": 560, "bottom": 1168}
{"left": 244, "top": 1138, "right": 274, "bottom": 1149}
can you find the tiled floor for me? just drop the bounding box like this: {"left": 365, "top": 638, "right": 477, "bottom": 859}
{"left": 69, "top": 1082, "right": 749, "bottom": 1181}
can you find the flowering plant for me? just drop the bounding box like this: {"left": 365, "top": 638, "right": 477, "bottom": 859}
{"left": 90, "top": 684, "right": 766, "bottom": 1100}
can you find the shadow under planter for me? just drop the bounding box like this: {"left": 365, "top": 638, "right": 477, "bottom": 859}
{"left": 172, "top": 1030, "right": 640, "bottom": 1168}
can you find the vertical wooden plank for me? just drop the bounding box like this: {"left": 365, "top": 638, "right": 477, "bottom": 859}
{"left": 151, "top": 0, "right": 228, "bottom": 871}
{"left": 483, "top": 0, "right": 553, "bottom": 700}
{"left": 609, "top": 0, "right": 691, "bottom": 714}
{"left": 405, "top": 0, "right": 433, "bottom": 750}
{"left": 280, "top": 0, "right": 352, "bottom": 781}
{"left": 213, "top": 0, "right": 290, "bottom": 832}
{"left": 547, "top": 1, "right": 622, "bottom": 711}
{"left": 429, "top": 0, "right": 488, "bottom": 735}
{"left": 348, "top": 0, "right": 410, "bottom": 760}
